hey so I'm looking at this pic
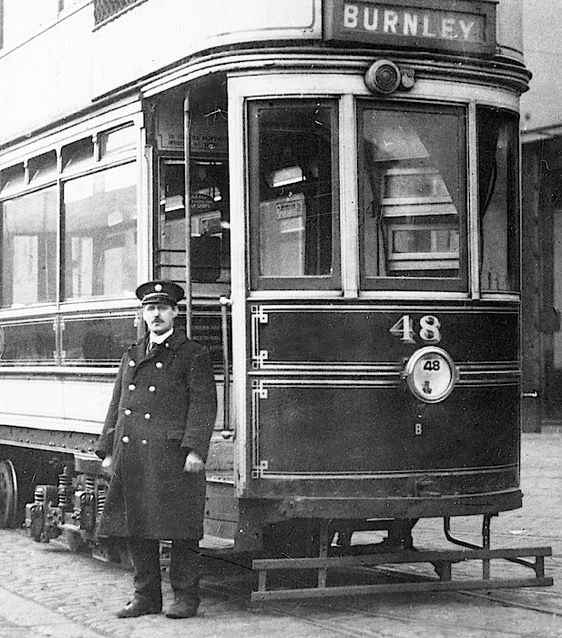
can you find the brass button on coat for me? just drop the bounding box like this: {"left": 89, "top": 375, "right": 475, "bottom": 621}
{"left": 149, "top": 386, "right": 156, "bottom": 392}
{"left": 144, "top": 413, "right": 151, "bottom": 420}
{"left": 124, "top": 409, "right": 132, "bottom": 416}
{"left": 122, "top": 436, "right": 129, "bottom": 443}
{"left": 128, "top": 384, "right": 136, "bottom": 391}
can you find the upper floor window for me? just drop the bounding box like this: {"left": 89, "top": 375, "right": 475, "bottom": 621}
{"left": 94, "top": 0, "right": 147, "bottom": 25}
{"left": 358, "top": 101, "right": 467, "bottom": 291}
{"left": 248, "top": 99, "right": 340, "bottom": 290}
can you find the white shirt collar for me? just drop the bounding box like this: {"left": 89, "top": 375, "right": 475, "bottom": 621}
{"left": 150, "top": 328, "right": 173, "bottom": 345}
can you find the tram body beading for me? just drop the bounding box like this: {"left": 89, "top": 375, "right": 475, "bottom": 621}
{"left": 244, "top": 304, "right": 520, "bottom": 511}
{"left": 0, "top": 0, "right": 530, "bottom": 566}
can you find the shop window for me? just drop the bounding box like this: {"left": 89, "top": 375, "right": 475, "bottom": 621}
{"left": 248, "top": 99, "right": 340, "bottom": 290}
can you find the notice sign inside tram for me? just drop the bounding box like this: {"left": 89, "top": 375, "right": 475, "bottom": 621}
{"left": 324, "top": 0, "right": 496, "bottom": 55}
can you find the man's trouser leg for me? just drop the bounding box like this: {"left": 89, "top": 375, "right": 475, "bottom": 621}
{"left": 127, "top": 537, "right": 163, "bottom": 609}
{"left": 169, "top": 539, "right": 201, "bottom": 605}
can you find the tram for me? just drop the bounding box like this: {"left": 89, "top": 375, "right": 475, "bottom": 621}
{"left": 0, "top": 0, "right": 552, "bottom": 598}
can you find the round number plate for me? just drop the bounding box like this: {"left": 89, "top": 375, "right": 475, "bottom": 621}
{"left": 402, "top": 347, "right": 459, "bottom": 403}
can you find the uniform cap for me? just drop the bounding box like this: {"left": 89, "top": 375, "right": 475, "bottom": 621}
{"left": 136, "top": 280, "right": 185, "bottom": 306}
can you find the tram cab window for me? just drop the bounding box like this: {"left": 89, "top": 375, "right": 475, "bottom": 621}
{"left": 477, "top": 107, "right": 519, "bottom": 292}
{"left": 358, "top": 103, "right": 466, "bottom": 290}
{"left": 63, "top": 162, "right": 138, "bottom": 299}
{"left": 248, "top": 100, "right": 340, "bottom": 290}
{"left": 157, "top": 159, "right": 230, "bottom": 286}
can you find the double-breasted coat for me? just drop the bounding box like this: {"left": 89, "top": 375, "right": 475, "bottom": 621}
{"left": 94, "top": 330, "right": 217, "bottom": 540}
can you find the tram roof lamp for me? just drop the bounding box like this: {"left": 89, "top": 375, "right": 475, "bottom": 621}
{"left": 365, "top": 60, "right": 415, "bottom": 95}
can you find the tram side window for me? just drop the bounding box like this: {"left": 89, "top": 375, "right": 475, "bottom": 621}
{"left": 157, "top": 159, "right": 230, "bottom": 286}
{"left": 1, "top": 187, "right": 57, "bottom": 307}
{"left": 63, "top": 163, "right": 137, "bottom": 299}
{"left": 477, "top": 108, "right": 520, "bottom": 292}
{"left": 358, "top": 103, "right": 466, "bottom": 290}
{"left": 248, "top": 100, "right": 340, "bottom": 290}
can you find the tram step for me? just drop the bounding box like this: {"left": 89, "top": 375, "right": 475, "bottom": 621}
{"left": 251, "top": 546, "right": 553, "bottom": 602}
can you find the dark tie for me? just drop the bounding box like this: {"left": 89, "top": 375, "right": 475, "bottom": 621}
{"left": 146, "top": 341, "right": 156, "bottom": 355}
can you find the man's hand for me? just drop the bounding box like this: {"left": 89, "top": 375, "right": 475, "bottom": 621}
{"left": 101, "top": 455, "right": 113, "bottom": 477}
{"left": 183, "top": 450, "right": 204, "bottom": 473}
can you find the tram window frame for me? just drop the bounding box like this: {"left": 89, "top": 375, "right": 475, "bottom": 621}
{"left": 247, "top": 98, "right": 341, "bottom": 291}
{"left": 477, "top": 107, "right": 520, "bottom": 294}
{"left": 0, "top": 121, "right": 139, "bottom": 311}
{"left": 61, "top": 160, "right": 138, "bottom": 301}
{"left": 155, "top": 157, "right": 231, "bottom": 288}
{"left": 357, "top": 101, "right": 468, "bottom": 292}
{"left": 1, "top": 185, "right": 58, "bottom": 307}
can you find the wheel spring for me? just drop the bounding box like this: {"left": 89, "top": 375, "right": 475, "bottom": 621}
{"left": 57, "top": 466, "right": 73, "bottom": 512}
{"left": 85, "top": 475, "right": 96, "bottom": 493}
{"left": 96, "top": 484, "right": 107, "bottom": 517}
{"left": 34, "top": 486, "right": 45, "bottom": 504}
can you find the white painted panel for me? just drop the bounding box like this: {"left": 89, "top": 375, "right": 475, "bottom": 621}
{"left": 0, "top": 377, "right": 113, "bottom": 434}
{"left": 0, "top": 4, "right": 93, "bottom": 145}
{"left": 0, "top": 374, "right": 224, "bottom": 435}
{"left": 91, "top": 0, "right": 320, "bottom": 97}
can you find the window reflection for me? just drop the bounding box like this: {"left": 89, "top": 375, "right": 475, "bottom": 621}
{"left": 63, "top": 315, "right": 137, "bottom": 364}
{"left": 478, "top": 107, "right": 519, "bottom": 292}
{"left": 63, "top": 163, "right": 137, "bottom": 299}
{"left": 2, "top": 188, "right": 57, "bottom": 307}
{"left": 359, "top": 104, "right": 465, "bottom": 286}
{"left": 249, "top": 100, "right": 338, "bottom": 288}
{"left": 0, "top": 321, "right": 56, "bottom": 363}
{"left": 157, "top": 159, "right": 230, "bottom": 285}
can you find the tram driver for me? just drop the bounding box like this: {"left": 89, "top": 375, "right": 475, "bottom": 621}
{"left": 94, "top": 280, "right": 217, "bottom": 619}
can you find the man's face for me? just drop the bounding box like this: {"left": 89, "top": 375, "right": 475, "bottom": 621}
{"left": 142, "top": 302, "right": 178, "bottom": 336}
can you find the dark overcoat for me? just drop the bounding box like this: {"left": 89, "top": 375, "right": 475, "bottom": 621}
{"left": 94, "top": 329, "right": 217, "bottom": 540}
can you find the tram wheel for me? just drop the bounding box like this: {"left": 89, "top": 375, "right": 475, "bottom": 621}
{"left": 0, "top": 459, "right": 19, "bottom": 529}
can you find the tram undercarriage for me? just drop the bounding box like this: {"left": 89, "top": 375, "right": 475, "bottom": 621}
{"left": 9, "top": 447, "right": 550, "bottom": 601}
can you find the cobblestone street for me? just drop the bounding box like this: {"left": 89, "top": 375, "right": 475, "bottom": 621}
{"left": 1, "top": 432, "right": 562, "bottom": 638}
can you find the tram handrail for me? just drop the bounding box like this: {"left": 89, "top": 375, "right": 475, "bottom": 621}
{"left": 220, "top": 296, "right": 233, "bottom": 439}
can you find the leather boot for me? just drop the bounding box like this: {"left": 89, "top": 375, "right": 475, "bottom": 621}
{"left": 165, "top": 597, "right": 199, "bottom": 619}
{"left": 166, "top": 539, "right": 200, "bottom": 618}
{"left": 116, "top": 597, "right": 162, "bottom": 618}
